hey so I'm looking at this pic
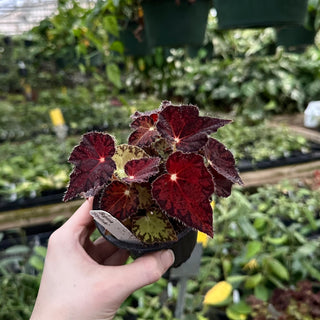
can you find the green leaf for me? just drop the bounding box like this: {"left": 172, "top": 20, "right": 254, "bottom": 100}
{"left": 253, "top": 217, "right": 267, "bottom": 230}
{"left": 103, "top": 15, "right": 119, "bottom": 37}
{"left": 106, "top": 63, "right": 122, "bottom": 89}
{"left": 303, "top": 207, "right": 317, "bottom": 231}
{"left": 245, "top": 240, "right": 262, "bottom": 259}
{"left": 266, "top": 274, "right": 285, "bottom": 289}
{"left": 29, "top": 255, "right": 45, "bottom": 272}
{"left": 245, "top": 273, "right": 263, "bottom": 289}
{"left": 265, "top": 234, "right": 288, "bottom": 245}
{"left": 293, "top": 231, "right": 307, "bottom": 244}
{"left": 154, "top": 48, "right": 164, "bottom": 68}
{"left": 226, "top": 301, "right": 252, "bottom": 320}
{"left": 254, "top": 284, "right": 269, "bottom": 301}
{"left": 5, "top": 245, "right": 30, "bottom": 255}
{"left": 228, "top": 301, "right": 252, "bottom": 315}
{"left": 266, "top": 258, "right": 289, "bottom": 281}
{"left": 222, "top": 259, "right": 232, "bottom": 277}
{"left": 301, "top": 260, "right": 320, "bottom": 281}
{"left": 296, "top": 242, "right": 318, "bottom": 256}
{"left": 34, "top": 246, "right": 47, "bottom": 258}
{"left": 226, "top": 275, "right": 247, "bottom": 287}
{"left": 226, "top": 308, "right": 242, "bottom": 320}
{"left": 132, "top": 210, "right": 177, "bottom": 244}
{"left": 0, "top": 256, "right": 25, "bottom": 268}
{"left": 237, "top": 216, "right": 258, "bottom": 239}
{"left": 110, "top": 40, "right": 124, "bottom": 54}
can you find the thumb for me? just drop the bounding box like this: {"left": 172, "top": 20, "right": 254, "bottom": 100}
{"left": 118, "top": 249, "right": 175, "bottom": 295}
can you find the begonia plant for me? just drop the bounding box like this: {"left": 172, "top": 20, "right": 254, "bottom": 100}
{"left": 63, "top": 101, "right": 243, "bottom": 244}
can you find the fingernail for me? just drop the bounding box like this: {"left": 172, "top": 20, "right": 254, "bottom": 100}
{"left": 161, "top": 249, "right": 175, "bottom": 268}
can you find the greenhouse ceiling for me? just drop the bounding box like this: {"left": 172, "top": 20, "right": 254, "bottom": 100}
{"left": 0, "top": 0, "right": 94, "bottom": 36}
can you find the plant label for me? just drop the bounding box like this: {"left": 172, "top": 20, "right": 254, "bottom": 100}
{"left": 90, "top": 209, "right": 141, "bottom": 244}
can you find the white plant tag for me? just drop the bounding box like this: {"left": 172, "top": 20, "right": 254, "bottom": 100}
{"left": 90, "top": 210, "right": 141, "bottom": 244}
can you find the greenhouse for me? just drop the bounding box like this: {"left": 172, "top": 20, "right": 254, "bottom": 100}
{"left": 0, "top": 0, "right": 320, "bottom": 319}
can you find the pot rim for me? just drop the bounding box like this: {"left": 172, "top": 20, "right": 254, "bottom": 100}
{"left": 95, "top": 220, "right": 193, "bottom": 252}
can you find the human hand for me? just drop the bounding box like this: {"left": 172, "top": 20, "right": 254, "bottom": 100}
{"left": 30, "top": 198, "right": 175, "bottom": 320}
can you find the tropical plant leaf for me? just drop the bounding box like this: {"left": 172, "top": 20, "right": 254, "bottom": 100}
{"left": 208, "top": 166, "right": 234, "bottom": 197}
{"left": 112, "top": 144, "right": 148, "bottom": 179}
{"left": 204, "top": 138, "right": 243, "bottom": 185}
{"left": 106, "top": 63, "right": 121, "bottom": 89}
{"left": 156, "top": 104, "right": 231, "bottom": 152}
{"left": 151, "top": 138, "right": 173, "bottom": 158}
{"left": 131, "top": 209, "right": 177, "bottom": 244}
{"left": 100, "top": 181, "right": 139, "bottom": 220}
{"left": 266, "top": 258, "right": 290, "bottom": 281}
{"left": 134, "top": 183, "right": 157, "bottom": 210}
{"left": 128, "top": 116, "right": 160, "bottom": 147}
{"left": 152, "top": 151, "right": 215, "bottom": 236}
{"left": 124, "top": 157, "right": 160, "bottom": 183}
{"left": 131, "top": 108, "right": 161, "bottom": 122}
{"left": 64, "top": 132, "right": 116, "bottom": 201}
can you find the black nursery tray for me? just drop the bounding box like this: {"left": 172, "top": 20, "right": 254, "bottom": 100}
{"left": 0, "top": 188, "right": 66, "bottom": 212}
{"left": 238, "top": 142, "right": 320, "bottom": 172}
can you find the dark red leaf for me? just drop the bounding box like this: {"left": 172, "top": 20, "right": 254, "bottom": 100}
{"left": 156, "top": 104, "right": 231, "bottom": 152}
{"left": 123, "top": 157, "right": 161, "bottom": 183}
{"left": 128, "top": 116, "right": 160, "bottom": 147}
{"left": 112, "top": 144, "right": 148, "bottom": 179}
{"left": 152, "top": 151, "right": 215, "bottom": 237}
{"left": 64, "top": 132, "right": 116, "bottom": 201}
{"left": 208, "top": 166, "right": 233, "bottom": 197}
{"left": 204, "top": 138, "right": 243, "bottom": 185}
{"left": 100, "top": 181, "right": 139, "bottom": 220}
{"left": 131, "top": 109, "right": 160, "bottom": 122}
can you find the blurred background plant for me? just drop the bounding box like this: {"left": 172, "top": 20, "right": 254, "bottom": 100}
{"left": 1, "top": 0, "right": 320, "bottom": 318}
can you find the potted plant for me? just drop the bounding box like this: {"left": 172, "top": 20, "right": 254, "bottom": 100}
{"left": 214, "top": 0, "right": 308, "bottom": 30}
{"left": 120, "top": 20, "right": 151, "bottom": 57}
{"left": 141, "top": 0, "right": 212, "bottom": 48}
{"left": 116, "top": 1, "right": 151, "bottom": 56}
{"left": 63, "top": 101, "right": 243, "bottom": 266}
{"left": 247, "top": 281, "right": 320, "bottom": 320}
{"left": 276, "top": 0, "right": 319, "bottom": 52}
{"left": 276, "top": 25, "right": 315, "bottom": 52}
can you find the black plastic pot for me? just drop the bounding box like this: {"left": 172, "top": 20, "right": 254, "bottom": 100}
{"left": 141, "top": 0, "right": 212, "bottom": 48}
{"left": 214, "top": 0, "right": 308, "bottom": 30}
{"left": 95, "top": 220, "right": 197, "bottom": 268}
{"left": 120, "top": 21, "right": 151, "bottom": 57}
{"left": 276, "top": 25, "right": 315, "bottom": 52}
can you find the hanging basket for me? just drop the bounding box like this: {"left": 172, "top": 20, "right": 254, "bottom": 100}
{"left": 120, "top": 21, "right": 151, "bottom": 57}
{"left": 276, "top": 25, "right": 315, "bottom": 52}
{"left": 214, "top": 0, "right": 308, "bottom": 30}
{"left": 141, "top": 0, "right": 212, "bottom": 48}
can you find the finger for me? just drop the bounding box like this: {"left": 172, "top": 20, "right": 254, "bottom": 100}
{"left": 102, "top": 248, "right": 129, "bottom": 266}
{"left": 85, "top": 237, "right": 120, "bottom": 263}
{"left": 113, "top": 250, "right": 175, "bottom": 297}
{"left": 63, "top": 197, "right": 94, "bottom": 236}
